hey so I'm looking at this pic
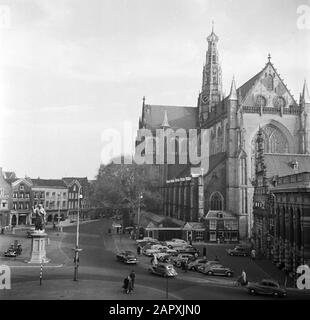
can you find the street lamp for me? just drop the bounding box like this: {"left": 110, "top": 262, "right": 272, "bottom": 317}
{"left": 73, "top": 188, "right": 83, "bottom": 281}
{"left": 57, "top": 193, "right": 61, "bottom": 232}
{"left": 136, "top": 192, "right": 143, "bottom": 240}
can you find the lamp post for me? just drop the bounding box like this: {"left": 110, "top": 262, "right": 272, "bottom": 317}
{"left": 57, "top": 193, "right": 61, "bottom": 232}
{"left": 73, "top": 188, "right": 83, "bottom": 281}
{"left": 136, "top": 192, "right": 143, "bottom": 240}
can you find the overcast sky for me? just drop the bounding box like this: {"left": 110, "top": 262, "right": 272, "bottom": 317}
{"left": 0, "top": 0, "right": 309, "bottom": 179}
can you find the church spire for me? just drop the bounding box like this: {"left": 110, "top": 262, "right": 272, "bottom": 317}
{"left": 228, "top": 76, "right": 237, "bottom": 101}
{"left": 302, "top": 80, "right": 310, "bottom": 104}
{"left": 161, "top": 110, "right": 170, "bottom": 128}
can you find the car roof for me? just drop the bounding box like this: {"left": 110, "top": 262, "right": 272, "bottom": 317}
{"left": 261, "top": 279, "right": 279, "bottom": 285}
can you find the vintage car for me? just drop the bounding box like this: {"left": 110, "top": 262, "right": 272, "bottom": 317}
{"left": 136, "top": 237, "right": 159, "bottom": 245}
{"left": 116, "top": 250, "right": 138, "bottom": 264}
{"left": 143, "top": 245, "right": 177, "bottom": 257}
{"left": 148, "top": 263, "right": 178, "bottom": 277}
{"left": 171, "top": 253, "right": 195, "bottom": 267}
{"left": 187, "top": 258, "right": 208, "bottom": 271}
{"left": 165, "top": 239, "right": 188, "bottom": 248}
{"left": 176, "top": 245, "right": 200, "bottom": 256}
{"left": 226, "top": 246, "right": 251, "bottom": 257}
{"left": 246, "top": 279, "right": 287, "bottom": 298}
{"left": 199, "top": 263, "right": 234, "bottom": 277}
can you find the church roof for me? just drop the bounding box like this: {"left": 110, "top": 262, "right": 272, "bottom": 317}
{"left": 237, "top": 69, "right": 264, "bottom": 100}
{"left": 30, "top": 178, "right": 67, "bottom": 188}
{"left": 264, "top": 153, "right": 310, "bottom": 178}
{"left": 142, "top": 104, "right": 197, "bottom": 130}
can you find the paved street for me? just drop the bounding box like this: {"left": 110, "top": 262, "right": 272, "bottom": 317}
{"left": 0, "top": 219, "right": 309, "bottom": 300}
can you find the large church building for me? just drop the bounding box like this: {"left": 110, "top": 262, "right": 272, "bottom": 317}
{"left": 137, "top": 26, "right": 310, "bottom": 241}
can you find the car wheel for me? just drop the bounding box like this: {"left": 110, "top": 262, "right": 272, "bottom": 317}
{"left": 249, "top": 289, "right": 256, "bottom": 295}
{"left": 176, "top": 262, "right": 181, "bottom": 267}
{"left": 227, "top": 272, "right": 233, "bottom": 277}
{"left": 190, "top": 267, "right": 195, "bottom": 271}
{"left": 230, "top": 253, "right": 234, "bottom": 256}
{"left": 207, "top": 271, "right": 213, "bottom": 276}
{"left": 243, "top": 253, "right": 247, "bottom": 257}
{"left": 273, "top": 292, "right": 279, "bottom": 298}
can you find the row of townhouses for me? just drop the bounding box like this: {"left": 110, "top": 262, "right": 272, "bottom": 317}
{"left": 0, "top": 167, "right": 93, "bottom": 229}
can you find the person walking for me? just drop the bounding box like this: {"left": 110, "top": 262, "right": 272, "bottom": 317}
{"left": 127, "top": 275, "right": 133, "bottom": 294}
{"left": 251, "top": 249, "right": 256, "bottom": 260}
{"left": 129, "top": 270, "right": 135, "bottom": 290}
{"left": 123, "top": 276, "right": 129, "bottom": 294}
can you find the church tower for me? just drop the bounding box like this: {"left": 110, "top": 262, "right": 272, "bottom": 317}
{"left": 199, "top": 23, "right": 222, "bottom": 124}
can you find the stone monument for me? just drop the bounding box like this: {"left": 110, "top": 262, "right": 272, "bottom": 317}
{"left": 27, "top": 204, "right": 50, "bottom": 264}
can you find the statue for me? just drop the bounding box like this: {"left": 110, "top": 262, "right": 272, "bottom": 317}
{"left": 32, "top": 204, "right": 47, "bottom": 232}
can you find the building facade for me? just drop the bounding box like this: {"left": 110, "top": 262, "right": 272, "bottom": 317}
{"left": 30, "top": 179, "right": 69, "bottom": 224}
{"left": 63, "top": 177, "right": 91, "bottom": 221}
{"left": 11, "top": 178, "right": 32, "bottom": 226}
{"left": 0, "top": 168, "right": 13, "bottom": 229}
{"left": 136, "top": 26, "right": 310, "bottom": 240}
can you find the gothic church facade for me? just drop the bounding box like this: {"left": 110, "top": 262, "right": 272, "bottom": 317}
{"left": 137, "top": 27, "right": 310, "bottom": 239}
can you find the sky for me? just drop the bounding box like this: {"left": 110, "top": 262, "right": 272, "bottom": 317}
{"left": 0, "top": 0, "right": 309, "bottom": 179}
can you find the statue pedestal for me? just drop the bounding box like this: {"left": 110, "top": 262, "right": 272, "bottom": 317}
{"left": 27, "top": 231, "right": 50, "bottom": 264}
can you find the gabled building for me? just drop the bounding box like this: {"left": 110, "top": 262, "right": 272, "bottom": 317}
{"left": 62, "top": 177, "right": 91, "bottom": 220}
{"left": 11, "top": 178, "right": 32, "bottom": 226}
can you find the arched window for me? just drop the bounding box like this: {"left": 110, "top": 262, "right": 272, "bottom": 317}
{"left": 210, "top": 192, "right": 224, "bottom": 210}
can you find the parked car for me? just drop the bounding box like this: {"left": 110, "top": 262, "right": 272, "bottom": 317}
{"left": 199, "top": 263, "right": 234, "bottom": 277}
{"left": 165, "top": 239, "right": 188, "bottom": 248}
{"left": 4, "top": 249, "right": 17, "bottom": 257}
{"left": 136, "top": 237, "right": 158, "bottom": 245}
{"left": 144, "top": 245, "right": 177, "bottom": 257}
{"left": 148, "top": 263, "right": 178, "bottom": 277}
{"left": 226, "top": 245, "right": 251, "bottom": 257}
{"left": 171, "top": 253, "right": 195, "bottom": 267}
{"left": 197, "top": 261, "right": 224, "bottom": 272}
{"left": 116, "top": 250, "right": 138, "bottom": 264}
{"left": 176, "top": 245, "right": 200, "bottom": 256}
{"left": 246, "top": 279, "right": 287, "bottom": 298}
{"left": 187, "top": 258, "right": 208, "bottom": 271}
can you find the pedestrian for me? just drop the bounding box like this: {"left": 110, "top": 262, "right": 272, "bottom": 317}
{"left": 251, "top": 249, "right": 256, "bottom": 260}
{"left": 123, "top": 276, "right": 129, "bottom": 294}
{"left": 241, "top": 270, "right": 248, "bottom": 286}
{"left": 203, "top": 246, "right": 207, "bottom": 258}
{"left": 137, "top": 245, "right": 141, "bottom": 255}
{"left": 129, "top": 270, "right": 135, "bottom": 290}
{"left": 127, "top": 275, "right": 133, "bottom": 293}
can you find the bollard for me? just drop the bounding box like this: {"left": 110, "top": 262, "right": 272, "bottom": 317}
{"left": 39, "top": 263, "right": 43, "bottom": 286}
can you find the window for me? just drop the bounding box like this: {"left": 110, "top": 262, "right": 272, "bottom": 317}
{"left": 13, "top": 192, "right": 18, "bottom": 198}
{"left": 0, "top": 188, "right": 4, "bottom": 197}
{"left": 57, "top": 201, "right": 60, "bottom": 208}
{"left": 19, "top": 203, "right": 23, "bottom": 210}
{"left": 210, "top": 231, "right": 217, "bottom": 241}
{"left": 46, "top": 201, "right": 49, "bottom": 208}
{"left": 73, "top": 185, "right": 77, "bottom": 192}
{"left": 46, "top": 192, "right": 50, "bottom": 197}
{"left": 52, "top": 192, "right": 56, "bottom": 196}
{"left": 25, "top": 203, "right": 29, "bottom": 209}
{"left": 40, "top": 192, "right": 44, "bottom": 198}
{"left": 63, "top": 192, "right": 67, "bottom": 197}
{"left": 20, "top": 185, "right": 24, "bottom": 191}
{"left": 62, "top": 201, "right": 66, "bottom": 208}
{"left": 25, "top": 193, "right": 30, "bottom": 198}
{"left": 210, "top": 192, "right": 223, "bottom": 210}
{"left": 209, "top": 220, "right": 217, "bottom": 230}
{"left": 1, "top": 201, "right": 7, "bottom": 209}
{"left": 13, "top": 202, "right": 17, "bottom": 210}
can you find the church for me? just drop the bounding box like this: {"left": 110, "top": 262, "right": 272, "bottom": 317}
{"left": 136, "top": 26, "right": 310, "bottom": 241}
